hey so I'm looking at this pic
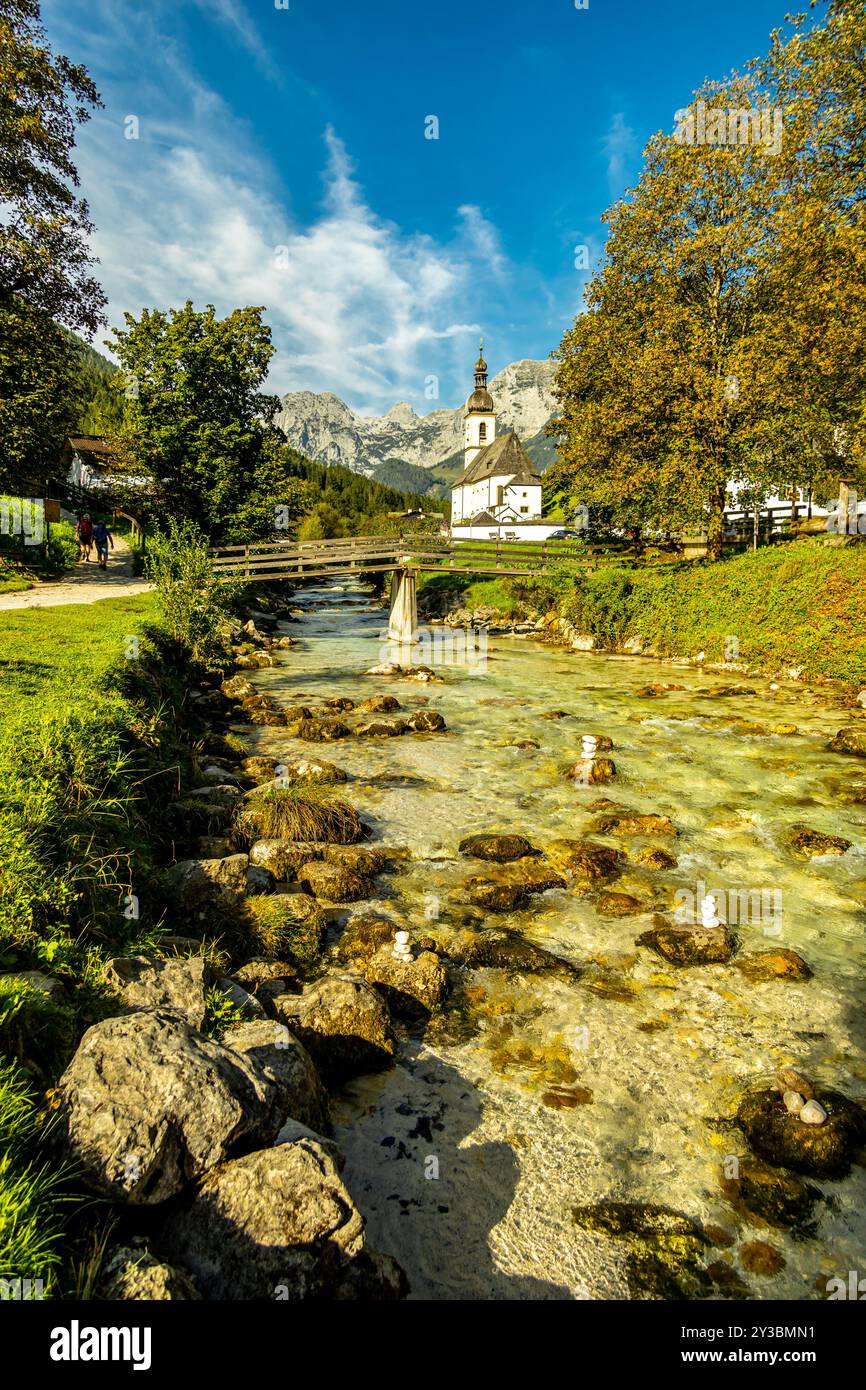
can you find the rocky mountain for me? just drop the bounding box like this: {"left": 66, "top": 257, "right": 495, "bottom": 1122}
{"left": 274, "top": 359, "right": 559, "bottom": 497}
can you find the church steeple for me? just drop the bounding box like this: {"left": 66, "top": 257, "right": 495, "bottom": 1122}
{"left": 463, "top": 338, "right": 496, "bottom": 470}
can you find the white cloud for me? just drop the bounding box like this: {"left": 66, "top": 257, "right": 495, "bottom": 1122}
{"left": 602, "top": 112, "right": 638, "bottom": 196}
{"left": 42, "top": 0, "right": 524, "bottom": 413}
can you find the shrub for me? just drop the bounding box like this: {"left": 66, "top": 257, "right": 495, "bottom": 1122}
{"left": 144, "top": 518, "right": 237, "bottom": 668}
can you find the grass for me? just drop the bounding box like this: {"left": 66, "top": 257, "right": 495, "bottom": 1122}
{"left": 236, "top": 784, "right": 363, "bottom": 844}
{"left": 0, "top": 594, "right": 158, "bottom": 721}
{"left": 0, "top": 1059, "right": 68, "bottom": 1290}
{"left": 242, "top": 896, "right": 324, "bottom": 970}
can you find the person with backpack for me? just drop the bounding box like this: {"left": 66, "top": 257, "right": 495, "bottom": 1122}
{"left": 92, "top": 518, "right": 114, "bottom": 570}
{"left": 75, "top": 514, "right": 93, "bottom": 561}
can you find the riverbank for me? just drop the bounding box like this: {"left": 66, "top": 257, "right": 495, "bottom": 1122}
{"left": 418, "top": 540, "right": 866, "bottom": 692}
{"left": 3, "top": 572, "right": 866, "bottom": 1301}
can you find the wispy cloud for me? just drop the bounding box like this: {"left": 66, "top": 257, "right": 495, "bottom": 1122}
{"left": 602, "top": 111, "right": 638, "bottom": 196}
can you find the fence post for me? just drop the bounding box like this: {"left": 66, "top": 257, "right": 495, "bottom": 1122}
{"left": 245, "top": 544, "right": 250, "bottom": 579}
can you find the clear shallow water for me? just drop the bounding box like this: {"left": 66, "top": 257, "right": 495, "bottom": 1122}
{"left": 249, "top": 580, "right": 866, "bottom": 1301}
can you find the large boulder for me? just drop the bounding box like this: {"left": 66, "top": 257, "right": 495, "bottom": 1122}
{"left": 459, "top": 833, "right": 537, "bottom": 863}
{"left": 354, "top": 718, "right": 408, "bottom": 738}
{"left": 103, "top": 955, "right": 211, "bottom": 1030}
{"left": 829, "top": 727, "right": 866, "bottom": 758}
{"left": 268, "top": 972, "right": 397, "bottom": 1083}
{"left": 160, "top": 1133, "right": 405, "bottom": 1300}
{"left": 226, "top": 1019, "right": 330, "bottom": 1135}
{"left": 55, "top": 1009, "right": 283, "bottom": 1204}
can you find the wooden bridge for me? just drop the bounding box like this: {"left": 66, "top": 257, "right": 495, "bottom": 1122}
{"left": 209, "top": 533, "right": 594, "bottom": 644}
{"left": 208, "top": 533, "right": 594, "bottom": 582}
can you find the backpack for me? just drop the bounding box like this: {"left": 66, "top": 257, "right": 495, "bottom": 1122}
{"left": 79, "top": 518, "right": 92, "bottom": 540}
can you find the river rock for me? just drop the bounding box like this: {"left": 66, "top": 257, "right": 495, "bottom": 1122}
{"left": 231, "top": 958, "right": 300, "bottom": 994}
{"left": 102, "top": 955, "right": 212, "bottom": 1030}
{"left": 360, "top": 695, "right": 401, "bottom": 713}
{"left": 507, "top": 859, "right": 567, "bottom": 894}
{"left": 789, "top": 825, "right": 851, "bottom": 858}
{"left": 733, "top": 950, "right": 812, "bottom": 983}
{"left": 720, "top": 1157, "right": 820, "bottom": 1232}
{"left": 589, "top": 812, "right": 677, "bottom": 837}
{"left": 283, "top": 758, "right": 348, "bottom": 785}
{"left": 322, "top": 845, "right": 391, "bottom": 875}
{"left": 636, "top": 847, "right": 678, "bottom": 870}
{"left": 775, "top": 1067, "right": 815, "bottom": 1099}
{"left": 240, "top": 757, "right": 278, "bottom": 784}
{"left": 163, "top": 854, "right": 249, "bottom": 913}
{"left": 637, "top": 923, "right": 735, "bottom": 966}
{"left": 407, "top": 710, "right": 446, "bottom": 733}
{"left": 636, "top": 683, "right": 686, "bottom": 697}
{"left": 446, "top": 928, "right": 579, "bottom": 981}
{"left": 737, "top": 1087, "right": 866, "bottom": 1178}
{"left": 354, "top": 718, "right": 408, "bottom": 737}
{"left": 567, "top": 756, "right": 616, "bottom": 785}
{"left": 365, "top": 663, "right": 402, "bottom": 676}
{"left": 544, "top": 839, "right": 621, "bottom": 890}
{"left": 464, "top": 878, "right": 527, "bottom": 912}
{"left": 360, "top": 945, "right": 447, "bottom": 1018}
{"left": 246, "top": 865, "right": 274, "bottom": 896}
{"left": 249, "top": 840, "right": 325, "bottom": 880}
{"left": 297, "top": 861, "right": 372, "bottom": 903}
{"left": 268, "top": 971, "right": 397, "bottom": 1082}
{"left": 56, "top": 1009, "right": 283, "bottom": 1203}
{"left": 597, "top": 891, "right": 647, "bottom": 918}
{"left": 829, "top": 727, "right": 866, "bottom": 757}
{"left": 322, "top": 697, "right": 355, "bottom": 712}
{"left": 195, "top": 836, "right": 235, "bottom": 858}
{"left": 225, "top": 1018, "right": 330, "bottom": 1134}
{"left": 221, "top": 675, "right": 256, "bottom": 701}
{"left": 161, "top": 1134, "right": 402, "bottom": 1300}
{"left": 334, "top": 915, "right": 396, "bottom": 966}
{"left": 297, "top": 718, "right": 351, "bottom": 742}
{"left": 99, "top": 1245, "right": 202, "bottom": 1301}
{"left": 459, "top": 833, "right": 537, "bottom": 863}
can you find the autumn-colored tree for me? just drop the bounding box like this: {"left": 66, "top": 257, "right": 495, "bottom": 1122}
{"left": 551, "top": 78, "right": 779, "bottom": 557}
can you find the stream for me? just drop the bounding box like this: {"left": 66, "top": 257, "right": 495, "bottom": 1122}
{"left": 247, "top": 578, "right": 866, "bottom": 1300}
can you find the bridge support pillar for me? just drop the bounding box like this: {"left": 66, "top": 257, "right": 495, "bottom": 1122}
{"left": 388, "top": 568, "right": 418, "bottom": 645}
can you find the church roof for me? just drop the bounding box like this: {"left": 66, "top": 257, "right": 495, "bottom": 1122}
{"left": 452, "top": 431, "right": 542, "bottom": 489}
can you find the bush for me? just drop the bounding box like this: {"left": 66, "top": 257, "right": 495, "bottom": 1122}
{"left": 144, "top": 518, "right": 237, "bottom": 668}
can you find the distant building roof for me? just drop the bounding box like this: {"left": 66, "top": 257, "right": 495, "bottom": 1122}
{"left": 65, "top": 436, "right": 113, "bottom": 459}
{"left": 468, "top": 509, "right": 498, "bottom": 524}
{"left": 453, "top": 431, "right": 542, "bottom": 489}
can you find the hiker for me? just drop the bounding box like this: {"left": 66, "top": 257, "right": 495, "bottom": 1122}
{"left": 92, "top": 519, "right": 114, "bottom": 570}
{"left": 75, "top": 513, "right": 93, "bottom": 561}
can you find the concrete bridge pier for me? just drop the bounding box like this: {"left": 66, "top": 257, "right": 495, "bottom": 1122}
{"left": 388, "top": 567, "right": 418, "bottom": 645}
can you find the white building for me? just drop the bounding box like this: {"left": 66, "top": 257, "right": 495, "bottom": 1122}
{"left": 451, "top": 345, "right": 560, "bottom": 540}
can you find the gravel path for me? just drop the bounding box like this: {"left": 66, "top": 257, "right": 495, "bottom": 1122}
{"left": 0, "top": 533, "right": 152, "bottom": 610}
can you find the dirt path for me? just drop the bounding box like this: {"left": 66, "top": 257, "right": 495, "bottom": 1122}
{"left": 0, "top": 532, "right": 152, "bottom": 611}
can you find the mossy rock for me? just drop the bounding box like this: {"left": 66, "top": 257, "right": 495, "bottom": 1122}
{"left": 459, "top": 833, "right": 537, "bottom": 863}
{"left": 789, "top": 825, "right": 851, "bottom": 858}
{"left": 733, "top": 950, "right": 812, "bottom": 983}
{"left": 637, "top": 924, "right": 735, "bottom": 966}
{"left": 572, "top": 1202, "right": 712, "bottom": 1300}
{"left": 737, "top": 1088, "right": 866, "bottom": 1179}
{"left": 720, "top": 1157, "right": 821, "bottom": 1232}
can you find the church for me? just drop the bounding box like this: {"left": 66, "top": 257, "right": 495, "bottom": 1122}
{"left": 450, "top": 345, "right": 558, "bottom": 540}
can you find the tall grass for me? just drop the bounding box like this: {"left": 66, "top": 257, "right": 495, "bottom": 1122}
{"left": 236, "top": 784, "right": 363, "bottom": 844}
{"left": 0, "top": 1060, "right": 68, "bottom": 1289}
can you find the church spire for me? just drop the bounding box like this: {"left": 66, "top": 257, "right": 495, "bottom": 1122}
{"left": 475, "top": 337, "right": 487, "bottom": 391}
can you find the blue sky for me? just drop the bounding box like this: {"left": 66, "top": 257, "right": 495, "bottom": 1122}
{"left": 44, "top": 0, "right": 792, "bottom": 414}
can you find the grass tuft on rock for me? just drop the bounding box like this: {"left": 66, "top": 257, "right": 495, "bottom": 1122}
{"left": 236, "top": 784, "right": 363, "bottom": 844}
{"left": 242, "top": 896, "right": 325, "bottom": 971}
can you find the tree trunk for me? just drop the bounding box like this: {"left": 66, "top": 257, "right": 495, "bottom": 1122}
{"left": 707, "top": 488, "right": 726, "bottom": 561}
